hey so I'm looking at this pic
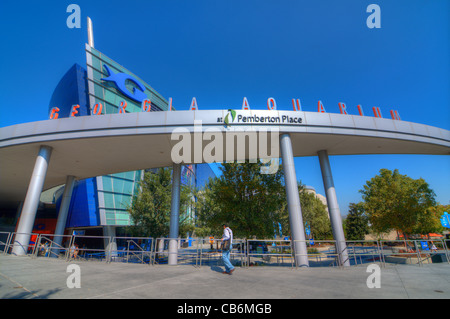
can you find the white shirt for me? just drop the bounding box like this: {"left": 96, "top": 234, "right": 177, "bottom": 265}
{"left": 222, "top": 227, "right": 233, "bottom": 245}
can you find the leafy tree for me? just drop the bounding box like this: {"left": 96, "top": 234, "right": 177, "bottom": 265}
{"left": 195, "top": 162, "right": 332, "bottom": 240}
{"left": 196, "top": 161, "right": 286, "bottom": 238}
{"left": 414, "top": 204, "right": 447, "bottom": 236}
{"left": 193, "top": 179, "right": 224, "bottom": 238}
{"left": 127, "top": 168, "right": 193, "bottom": 238}
{"left": 298, "top": 186, "right": 332, "bottom": 240}
{"left": 344, "top": 202, "right": 369, "bottom": 241}
{"left": 359, "top": 168, "right": 436, "bottom": 239}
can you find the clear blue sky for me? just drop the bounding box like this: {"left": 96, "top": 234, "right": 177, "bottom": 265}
{"left": 0, "top": 0, "right": 449, "bottom": 214}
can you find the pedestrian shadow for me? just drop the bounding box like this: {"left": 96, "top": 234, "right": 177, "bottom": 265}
{"left": 210, "top": 265, "right": 224, "bottom": 273}
{"left": 1, "top": 287, "right": 62, "bottom": 299}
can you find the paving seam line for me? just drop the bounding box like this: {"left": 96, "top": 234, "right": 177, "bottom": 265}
{"left": 0, "top": 271, "right": 40, "bottom": 298}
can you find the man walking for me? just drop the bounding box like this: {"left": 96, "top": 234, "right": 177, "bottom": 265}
{"left": 221, "top": 223, "right": 235, "bottom": 275}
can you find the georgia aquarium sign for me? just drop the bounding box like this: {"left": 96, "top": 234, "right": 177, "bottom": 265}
{"left": 49, "top": 73, "right": 404, "bottom": 124}
{"left": 101, "top": 64, "right": 147, "bottom": 103}
{"left": 49, "top": 45, "right": 404, "bottom": 123}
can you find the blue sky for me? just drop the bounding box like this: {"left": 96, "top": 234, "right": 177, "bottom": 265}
{"left": 0, "top": 0, "right": 449, "bottom": 214}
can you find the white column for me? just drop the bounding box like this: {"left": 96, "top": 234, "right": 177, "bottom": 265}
{"left": 168, "top": 163, "right": 181, "bottom": 265}
{"left": 52, "top": 175, "right": 76, "bottom": 256}
{"left": 13, "top": 146, "right": 52, "bottom": 256}
{"left": 318, "top": 150, "right": 350, "bottom": 267}
{"left": 103, "top": 225, "right": 117, "bottom": 260}
{"left": 280, "top": 134, "right": 309, "bottom": 267}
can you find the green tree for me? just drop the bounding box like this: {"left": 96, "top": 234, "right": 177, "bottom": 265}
{"left": 195, "top": 162, "right": 333, "bottom": 240}
{"left": 414, "top": 204, "right": 447, "bottom": 236}
{"left": 298, "top": 186, "right": 332, "bottom": 240}
{"left": 196, "top": 161, "right": 286, "bottom": 238}
{"left": 344, "top": 202, "right": 369, "bottom": 241}
{"left": 193, "top": 178, "right": 223, "bottom": 237}
{"left": 359, "top": 168, "right": 436, "bottom": 239}
{"left": 127, "top": 168, "right": 193, "bottom": 238}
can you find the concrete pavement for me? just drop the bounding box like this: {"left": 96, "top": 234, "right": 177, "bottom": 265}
{"left": 0, "top": 254, "right": 449, "bottom": 299}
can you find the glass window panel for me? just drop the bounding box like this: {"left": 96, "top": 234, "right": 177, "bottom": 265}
{"left": 113, "top": 179, "right": 124, "bottom": 193}
{"left": 114, "top": 194, "right": 123, "bottom": 208}
{"left": 103, "top": 193, "right": 115, "bottom": 208}
{"left": 123, "top": 181, "right": 133, "bottom": 194}
{"left": 102, "top": 176, "right": 112, "bottom": 192}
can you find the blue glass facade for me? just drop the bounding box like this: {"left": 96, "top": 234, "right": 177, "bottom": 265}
{"left": 85, "top": 45, "right": 169, "bottom": 226}
{"left": 55, "top": 179, "right": 100, "bottom": 228}
{"left": 50, "top": 48, "right": 216, "bottom": 232}
{"left": 195, "top": 164, "right": 217, "bottom": 189}
{"left": 48, "top": 64, "right": 90, "bottom": 118}
{"left": 180, "top": 164, "right": 216, "bottom": 222}
{"left": 49, "top": 63, "right": 101, "bottom": 229}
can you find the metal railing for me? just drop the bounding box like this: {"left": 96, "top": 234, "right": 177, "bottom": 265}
{"left": 290, "top": 240, "right": 345, "bottom": 268}
{"left": 379, "top": 239, "right": 450, "bottom": 266}
{"left": 149, "top": 237, "right": 199, "bottom": 266}
{"left": 196, "top": 238, "right": 246, "bottom": 268}
{"left": 33, "top": 234, "right": 73, "bottom": 259}
{"left": 1, "top": 231, "right": 448, "bottom": 269}
{"left": 68, "top": 234, "right": 112, "bottom": 262}
{"left": 109, "top": 236, "right": 154, "bottom": 264}
{"left": 246, "top": 239, "right": 295, "bottom": 268}
{"left": 0, "top": 231, "right": 12, "bottom": 254}
{"left": 3, "top": 232, "right": 41, "bottom": 256}
{"left": 345, "top": 240, "right": 383, "bottom": 266}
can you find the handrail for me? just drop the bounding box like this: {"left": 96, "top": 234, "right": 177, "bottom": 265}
{"left": 126, "top": 239, "right": 148, "bottom": 264}
{"left": 4, "top": 232, "right": 41, "bottom": 256}
{"left": 0, "top": 232, "right": 12, "bottom": 254}
{"left": 108, "top": 236, "right": 154, "bottom": 264}
{"left": 1, "top": 231, "right": 448, "bottom": 268}
{"left": 33, "top": 234, "right": 72, "bottom": 259}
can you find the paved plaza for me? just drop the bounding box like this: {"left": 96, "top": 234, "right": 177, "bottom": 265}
{"left": 0, "top": 254, "right": 449, "bottom": 299}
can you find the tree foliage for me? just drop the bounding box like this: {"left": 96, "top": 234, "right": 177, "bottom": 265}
{"left": 344, "top": 202, "right": 369, "bottom": 241}
{"left": 298, "top": 186, "right": 332, "bottom": 240}
{"left": 195, "top": 162, "right": 332, "bottom": 240}
{"left": 415, "top": 204, "right": 446, "bottom": 235}
{"left": 196, "top": 161, "right": 286, "bottom": 238}
{"left": 359, "top": 168, "right": 437, "bottom": 238}
{"left": 127, "top": 168, "right": 193, "bottom": 238}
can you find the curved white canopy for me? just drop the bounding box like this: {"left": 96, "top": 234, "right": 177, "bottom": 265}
{"left": 0, "top": 110, "right": 449, "bottom": 203}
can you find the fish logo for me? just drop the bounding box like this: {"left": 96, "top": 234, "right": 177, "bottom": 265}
{"left": 101, "top": 64, "right": 147, "bottom": 103}
{"left": 224, "top": 109, "right": 236, "bottom": 127}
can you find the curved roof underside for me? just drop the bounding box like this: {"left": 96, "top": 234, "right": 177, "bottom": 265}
{"left": 0, "top": 110, "right": 449, "bottom": 203}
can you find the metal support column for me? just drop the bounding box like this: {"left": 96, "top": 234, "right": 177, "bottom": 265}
{"left": 103, "top": 225, "right": 117, "bottom": 261}
{"left": 280, "top": 134, "right": 309, "bottom": 267}
{"left": 168, "top": 163, "right": 181, "bottom": 265}
{"left": 318, "top": 150, "right": 350, "bottom": 267}
{"left": 12, "top": 145, "right": 52, "bottom": 256}
{"left": 51, "top": 175, "right": 76, "bottom": 256}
